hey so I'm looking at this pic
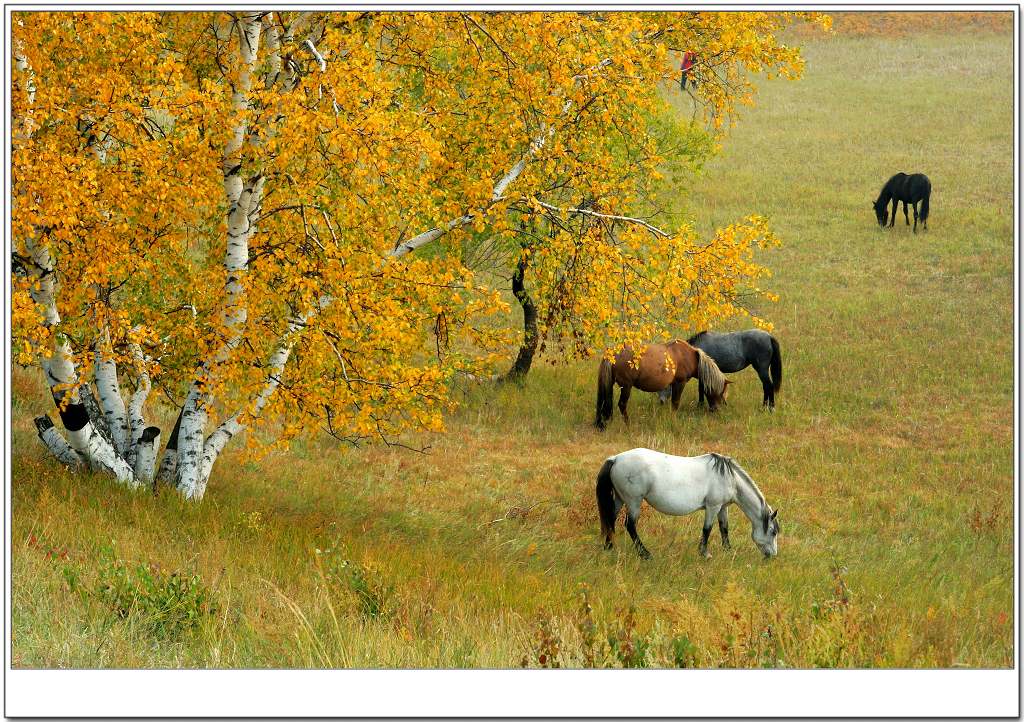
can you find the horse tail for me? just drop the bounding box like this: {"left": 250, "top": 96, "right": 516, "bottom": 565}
{"left": 595, "top": 358, "right": 614, "bottom": 429}
{"left": 769, "top": 335, "right": 783, "bottom": 394}
{"left": 920, "top": 183, "right": 930, "bottom": 222}
{"left": 596, "top": 458, "right": 617, "bottom": 540}
{"left": 696, "top": 348, "right": 726, "bottom": 399}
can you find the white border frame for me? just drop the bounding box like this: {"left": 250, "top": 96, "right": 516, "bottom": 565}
{"left": 4, "top": 3, "right": 1020, "bottom": 717}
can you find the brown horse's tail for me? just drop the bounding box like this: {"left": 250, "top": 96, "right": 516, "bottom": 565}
{"left": 595, "top": 358, "right": 614, "bottom": 429}
{"left": 596, "top": 458, "right": 617, "bottom": 543}
{"left": 769, "top": 335, "right": 782, "bottom": 394}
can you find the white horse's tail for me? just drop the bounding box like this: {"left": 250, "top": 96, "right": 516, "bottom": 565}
{"left": 596, "top": 458, "right": 617, "bottom": 543}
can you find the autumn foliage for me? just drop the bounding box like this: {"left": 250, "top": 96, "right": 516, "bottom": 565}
{"left": 11, "top": 11, "right": 828, "bottom": 497}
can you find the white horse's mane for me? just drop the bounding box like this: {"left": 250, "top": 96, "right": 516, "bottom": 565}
{"left": 709, "top": 453, "right": 768, "bottom": 512}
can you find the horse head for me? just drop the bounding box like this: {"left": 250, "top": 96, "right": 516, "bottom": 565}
{"left": 707, "top": 378, "right": 731, "bottom": 411}
{"left": 752, "top": 507, "right": 779, "bottom": 558}
{"left": 872, "top": 199, "right": 888, "bottom": 227}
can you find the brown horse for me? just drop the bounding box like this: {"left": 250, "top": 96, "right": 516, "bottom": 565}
{"left": 594, "top": 340, "right": 729, "bottom": 429}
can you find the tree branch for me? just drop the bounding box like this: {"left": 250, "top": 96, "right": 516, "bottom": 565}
{"left": 534, "top": 200, "right": 672, "bottom": 239}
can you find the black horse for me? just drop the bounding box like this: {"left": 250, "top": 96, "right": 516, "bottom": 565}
{"left": 873, "top": 172, "right": 931, "bottom": 233}
{"left": 658, "top": 329, "right": 782, "bottom": 410}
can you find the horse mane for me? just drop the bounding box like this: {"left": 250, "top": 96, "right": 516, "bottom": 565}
{"left": 686, "top": 330, "right": 708, "bottom": 345}
{"left": 708, "top": 453, "right": 768, "bottom": 512}
{"left": 695, "top": 348, "right": 726, "bottom": 396}
{"left": 878, "top": 173, "right": 907, "bottom": 203}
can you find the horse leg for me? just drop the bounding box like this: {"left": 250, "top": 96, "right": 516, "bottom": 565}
{"left": 625, "top": 503, "right": 651, "bottom": 559}
{"left": 889, "top": 200, "right": 896, "bottom": 228}
{"left": 670, "top": 380, "right": 684, "bottom": 411}
{"left": 912, "top": 201, "right": 919, "bottom": 233}
{"left": 699, "top": 505, "right": 721, "bottom": 559}
{"left": 697, "top": 378, "right": 706, "bottom": 408}
{"left": 618, "top": 385, "right": 632, "bottom": 425}
{"left": 718, "top": 506, "right": 731, "bottom": 550}
{"left": 903, "top": 200, "right": 910, "bottom": 226}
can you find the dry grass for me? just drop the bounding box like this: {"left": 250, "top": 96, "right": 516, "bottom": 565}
{"left": 10, "top": 25, "right": 1015, "bottom": 668}
{"left": 791, "top": 10, "right": 1013, "bottom": 38}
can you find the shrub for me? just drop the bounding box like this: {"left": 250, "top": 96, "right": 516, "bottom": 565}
{"left": 316, "top": 545, "right": 396, "bottom": 621}
{"left": 97, "top": 545, "right": 218, "bottom": 640}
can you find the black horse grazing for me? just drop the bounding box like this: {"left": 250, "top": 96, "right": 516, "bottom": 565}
{"left": 873, "top": 172, "right": 931, "bottom": 233}
{"left": 658, "top": 329, "right": 782, "bottom": 410}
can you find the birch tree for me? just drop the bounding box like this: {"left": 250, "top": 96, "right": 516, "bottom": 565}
{"left": 12, "top": 11, "right": 828, "bottom": 500}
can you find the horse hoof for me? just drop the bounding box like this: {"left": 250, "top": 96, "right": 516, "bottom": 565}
{"left": 702, "top": 552, "right": 712, "bottom": 560}
{"left": 638, "top": 549, "right": 652, "bottom": 560}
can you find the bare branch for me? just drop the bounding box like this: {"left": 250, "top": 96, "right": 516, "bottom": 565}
{"left": 534, "top": 200, "right": 673, "bottom": 239}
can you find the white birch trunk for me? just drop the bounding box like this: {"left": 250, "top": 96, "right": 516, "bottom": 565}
{"left": 174, "top": 385, "right": 209, "bottom": 498}
{"left": 79, "top": 385, "right": 113, "bottom": 444}
{"left": 263, "top": 13, "right": 283, "bottom": 88}
{"left": 155, "top": 408, "right": 183, "bottom": 486}
{"left": 13, "top": 37, "right": 36, "bottom": 143}
{"left": 15, "top": 28, "right": 143, "bottom": 488}
{"left": 281, "top": 12, "right": 313, "bottom": 90}
{"left": 183, "top": 14, "right": 331, "bottom": 497}
{"left": 94, "top": 328, "right": 131, "bottom": 456}
{"left": 176, "top": 13, "right": 263, "bottom": 499}
{"left": 25, "top": 237, "right": 139, "bottom": 487}
{"left": 195, "top": 309, "right": 313, "bottom": 493}
{"left": 133, "top": 427, "right": 161, "bottom": 487}
{"left": 34, "top": 416, "right": 83, "bottom": 469}
{"left": 67, "top": 423, "right": 140, "bottom": 485}
{"left": 157, "top": 449, "right": 178, "bottom": 485}
{"left": 125, "top": 336, "right": 152, "bottom": 468}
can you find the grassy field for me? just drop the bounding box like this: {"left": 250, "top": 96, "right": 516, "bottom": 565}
{"left": 10, "top": 26, "right": 1015, "bottom": 668}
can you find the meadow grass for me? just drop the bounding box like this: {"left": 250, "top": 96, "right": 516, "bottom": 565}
{"left": 10, "top": 27, "right": 1015, "bottom": 668}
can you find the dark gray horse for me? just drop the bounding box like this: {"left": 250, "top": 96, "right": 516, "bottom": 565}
{"left": 658, "top": 329, "right": 782, "bottom": 409}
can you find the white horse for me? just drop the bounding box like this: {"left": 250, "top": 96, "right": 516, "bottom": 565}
{"left": 595, "top": 448, "right": 779, "bottom": 559}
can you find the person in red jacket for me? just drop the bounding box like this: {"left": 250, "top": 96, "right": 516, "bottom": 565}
{"left": 680, "top": 51, "right": 697, "bottom": 90}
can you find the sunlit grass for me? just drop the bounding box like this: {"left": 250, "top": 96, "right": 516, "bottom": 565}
{"left": 10, "top": 28, "right": 1014, "bottom": 668}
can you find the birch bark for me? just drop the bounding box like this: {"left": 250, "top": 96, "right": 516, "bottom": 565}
{"left": 16, "top": 36, "right": 141, "bottom": 487}
{"left": 25, "top": 237, "right": 138, "bottom": 486}
{"left": 34, "top": 416, "right": 83, "bottom": 469}
{"left": 196, "top": 309, "right": 314, "bottom": 491}
{"left": 133, "top": 427, "right": 161, "bottom": 487}
{"left": 125, "top": 335, "right": 152, "bottom": 468}
{"left": 94, "top": 328, "right": 131, "bottom": 456}
{"left": 175, "top": 13, "right": 264, "bottom": 499}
